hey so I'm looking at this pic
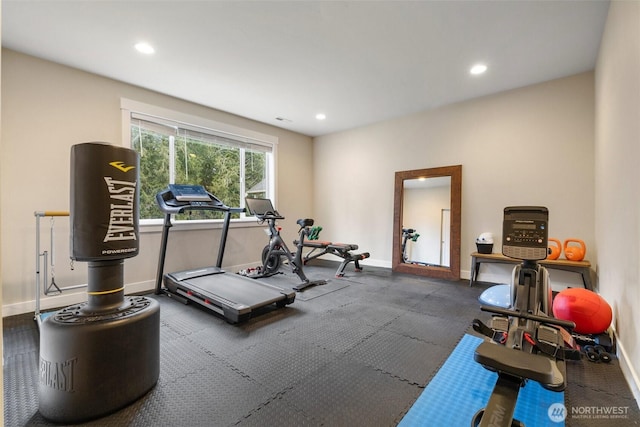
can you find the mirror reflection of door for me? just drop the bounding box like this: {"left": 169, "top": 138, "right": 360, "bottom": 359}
{"left": 402, "top": 176, "right": 451, "bottom": 267}
{"left": 440, "top": 208, "right": 450, "bottom": 266}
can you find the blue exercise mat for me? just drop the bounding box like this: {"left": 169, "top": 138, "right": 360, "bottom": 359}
{"left": 399, "top": 334, "right": 565, "bottom": 426}
{"left": 40, "top": 311, "right": 56, "bottom": 320}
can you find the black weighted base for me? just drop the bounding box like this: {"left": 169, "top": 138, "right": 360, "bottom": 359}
{"left": 38, "top": 296, "right": 160, "bottom": 423}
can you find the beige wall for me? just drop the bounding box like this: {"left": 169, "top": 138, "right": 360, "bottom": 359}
{"left": 313, "top": 72, "right": 596, "bottom": 289}
{"left": 595, "top": 0, "right": 640, "bottom": 402}
{"left": 0, "top": 49, "right": 314, "bottom": 315}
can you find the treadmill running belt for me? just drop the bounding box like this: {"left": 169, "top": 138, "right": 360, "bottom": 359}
{"left": 164, "top": 270, "right": 294, "bottom": 323}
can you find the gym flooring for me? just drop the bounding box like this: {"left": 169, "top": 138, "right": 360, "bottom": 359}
{"left": 4, "top": 261, "right": 640, "bottom": 426}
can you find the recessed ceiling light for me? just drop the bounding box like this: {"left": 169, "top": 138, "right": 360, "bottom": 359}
{"left": 135, "top": 42, "right": 155, "bottom": 55}
{"left": 470, "top": 64, "right": 487, "bottom": 75}
{"left": 315, "top": 113, "right": 326, "bottom": 120}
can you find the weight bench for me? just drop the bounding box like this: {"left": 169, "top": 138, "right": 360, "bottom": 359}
{"left": 294, "top": 228, "right": 370, "bottom": 277}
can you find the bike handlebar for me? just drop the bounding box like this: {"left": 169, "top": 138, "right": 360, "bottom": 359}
{"left": 255, "top": 212, "right": 285, "bottom": 221}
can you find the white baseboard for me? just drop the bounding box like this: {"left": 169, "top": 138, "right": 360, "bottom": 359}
{"left": 469, "top": 272, "right": 510, "bottom": 285}
{"left": 3, "top": 279, "right": 157, "bottom": 318}
{"left": 361, "top": 258, "right": 392, "bottom": 269}
{"left": 612, "top": 327, "right": 640, "bottom": 410}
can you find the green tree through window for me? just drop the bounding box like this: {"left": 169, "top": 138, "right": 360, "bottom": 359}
{"left": 130, "top": 114, "right": 272, "bottom": 221}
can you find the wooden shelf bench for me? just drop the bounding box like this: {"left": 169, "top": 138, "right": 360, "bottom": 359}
{"left": 470, "top": 251, "right": 593, "bottom": 291}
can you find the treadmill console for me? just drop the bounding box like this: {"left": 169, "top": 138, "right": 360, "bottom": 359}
{"left": 169, "top": 184, "right": 211, "bottom": 202}
{"left": 502, "top": 206, "right": 548, "bottom": 261}
{"left": 156, "top": 184, "right": 227, "bottom": 214}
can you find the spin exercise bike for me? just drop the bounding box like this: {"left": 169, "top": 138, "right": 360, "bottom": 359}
{"left": 471, "top": 207, "right": 576, "bottom": 427}
{"left": 244, "top": 197, "right": 327, "bottom": 292}
{"left": 401, "top": 228, "right": 420, "bottom": 263}
{"left": 400, "top": 227, "right": 436, "bottom": 267}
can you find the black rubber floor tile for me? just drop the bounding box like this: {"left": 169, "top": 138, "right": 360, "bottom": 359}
{"left": 158, "top": 334, "right": 224, "bottom": 383}
{"left": 188, "top": 310, "right": 301, "bottom": 359}
{"left": 567, "top": 357, "right": 630, "bottom": 395}
{"left": 221, "top": 336, "right": 338, "bottom": 394}
{"left": 281, "top": 357, "right": 422, "bottom": 426}
{"left": 155, "top": 367, "right": 273, "bottom": 425}
{"left": 296, "top": 281, "right": 350, "bottom": 301}
{"left": 316, "top": 300, "right": 405, "bottom": 329}
{"left": 410, "top": 290, "right": 482, "bottom": 319}
{"left": 384, "top": 310, "right": 467, "bottom": 345}
{"left": 2, "top": 313, "right": 38, "bottom": 332}
{"left": 294, "top": 316, "right": 379, "bottom": 355}
{"left": 159, "top": 299, "right": 227, "bottom": 336}
{"left": 235, "top": 393, "right": 319, "bottom": 426}
{"left": 67, "top": 366, "right": 273, "bottom": 426}
{"left": 4, "top": 351, "right": 40, "bottom": 427}
{"left": 359, "top": 279, "right": 440, "bottom": 310}
{"left": 3, "top": 327, "right": 39, "bottom": 358}
{"left": 346, "top": 328, "right": 452, "bottom": 385}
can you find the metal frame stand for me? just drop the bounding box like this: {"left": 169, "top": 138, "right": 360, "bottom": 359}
{"left": 34, "top": 210, "right": 87, "bottom": 326}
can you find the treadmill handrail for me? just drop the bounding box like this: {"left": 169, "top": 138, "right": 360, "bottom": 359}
{"left": 154, "top": 185, "right": 244, "bottom": 295}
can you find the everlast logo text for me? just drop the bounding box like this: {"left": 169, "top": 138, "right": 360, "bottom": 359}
{"left": 40, "top": 356, "right": 77, "bottom": 392}
{"left": 103, "top": 177, "right": 137, "bottom": 243}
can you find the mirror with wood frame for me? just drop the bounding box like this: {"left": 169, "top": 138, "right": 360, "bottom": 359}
{"left": 392, "top": 165, "right": 462, "bottom": 280}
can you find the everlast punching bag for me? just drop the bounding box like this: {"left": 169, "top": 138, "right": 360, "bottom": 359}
{"left": 39, "top": 142, "right": 160, "bottom": 423}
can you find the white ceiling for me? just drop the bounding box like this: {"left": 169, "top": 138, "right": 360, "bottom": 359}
{"left": 2, "top": 1, "right": 610, "bottom": 137}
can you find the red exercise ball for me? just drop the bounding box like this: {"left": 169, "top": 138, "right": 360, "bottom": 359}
{"left": 553, "top": 288, "right": 612, "bottom": 334}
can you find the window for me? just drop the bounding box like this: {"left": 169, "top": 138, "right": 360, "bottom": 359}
{"left": 122, "top": 101, "right": 276, "bottom": 223}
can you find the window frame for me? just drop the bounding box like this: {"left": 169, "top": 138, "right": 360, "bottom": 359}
{"left": 121, "top": 99, "right": 277, "bottom": 228}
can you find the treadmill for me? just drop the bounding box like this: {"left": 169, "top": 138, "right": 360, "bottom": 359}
{"left": 155, "top": 184, "right": 295, "bottom": 323}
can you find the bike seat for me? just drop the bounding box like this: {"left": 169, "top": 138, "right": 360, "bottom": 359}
{"left": 297, "top": 218, "right": 314, "bottom": 228}
{"left": 474, "top": 341, "right": 563, "bottom": 387}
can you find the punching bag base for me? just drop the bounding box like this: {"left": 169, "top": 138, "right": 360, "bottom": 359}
{"left": 38, "top": 296, "right": 160, "bottom": 423}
